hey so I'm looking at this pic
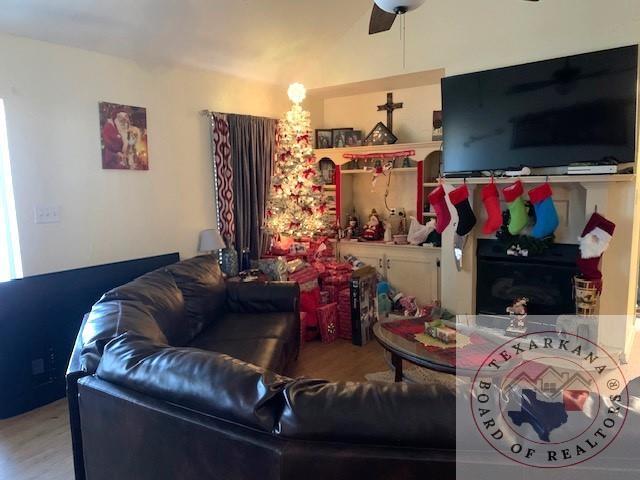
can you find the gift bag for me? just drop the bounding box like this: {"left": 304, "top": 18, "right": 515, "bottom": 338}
{"left": 407, "top": 217, "right": 436, "bottom": 245}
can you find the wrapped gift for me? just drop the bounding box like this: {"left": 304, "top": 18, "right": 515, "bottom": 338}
{"left": 300, "top": 287, "right": 321, "bottom": 341}
{"left": 337, "top": 287, "right": 352, "bottom": 340}
{"left": 286, "top": 258, "right": 307, "bottom": 273}
{"left": 288, "top": 266, "right": 319, "bottom": 284}
{"left": 299, "top": 311, "right": 308, "bottom": 349}
{"left": 322, "top": 272, "right": 352, "bottom": 285}
{"left": 258, "top": 257, "right": 287, "bottom": 281}
{"left": 317, "top": 302, "right": 338, "bottom": 344}
{"left": 425, "top": 324, "right": 456, "bottom": 344}
{"left": 350, "top": 266, "right": 378, "bottom": 346}
{"left": 320, "top": 290, "right": 330, "bottom": 304}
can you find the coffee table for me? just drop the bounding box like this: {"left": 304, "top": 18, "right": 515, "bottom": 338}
{"left": 372, "top": 318, "right": 504, "bottom": 381}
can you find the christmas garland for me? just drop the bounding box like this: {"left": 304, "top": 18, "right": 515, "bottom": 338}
{"left": 495, "top": 208, "right": 555, "bottom": 256}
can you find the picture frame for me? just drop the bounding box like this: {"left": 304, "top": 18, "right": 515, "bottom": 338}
{"left": 331, "top": 128, "right": 353, "bottom": 148}
{"left": 318, "top": 157, "right": 336, "bottom": 184}
{"left": 343, "top": 130, "right": 362, "bottom": 147}
{"left": 315, "top": 129, "right": 333, "bottom": 149}
{"left": 432, "top": 110, "right": 443, "bottom": 141}
{"left": 315, "top": 128, "right": 333, "bottom": 149}
{"left": 363, "top": 122, "right": 397, "bottom": 146}
{"left": 99, "top": 101, "right": 149, "bottom": 170}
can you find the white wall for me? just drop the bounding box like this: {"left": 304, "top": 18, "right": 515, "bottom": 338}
{"left": 302, "top": 0, "right": 640, "bottom": 88}
{"left": 0, "top": 33, "right": 289, "bottom": 276}
{"left": 320, "top": 84, "right": 441, "bottom": 144}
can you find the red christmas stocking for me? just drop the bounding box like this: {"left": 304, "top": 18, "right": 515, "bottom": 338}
{"left": 428, "top": 185, "right": 451, "bottom": 234}
{"left": 481, "top": 182, "right": 502, "bottom": 234}
{"left": 577, "top": 213, "right": 615, "bottom": 293}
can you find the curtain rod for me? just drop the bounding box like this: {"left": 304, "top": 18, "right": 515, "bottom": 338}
{"left": 200, "top": 110, "right": 278, "bottom": 121}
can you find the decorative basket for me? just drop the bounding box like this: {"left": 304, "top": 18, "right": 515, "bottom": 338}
{"left": 574, "top": 276, "right": 600, "bottom": 316}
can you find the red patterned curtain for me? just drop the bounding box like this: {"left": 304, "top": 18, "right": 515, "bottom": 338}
{"left": 210, "top": 113, "right": 235, "bottom": 240}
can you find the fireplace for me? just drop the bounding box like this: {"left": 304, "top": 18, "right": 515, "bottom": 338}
{"left": 475, "top": 239, "right": 579, "bottom": 329}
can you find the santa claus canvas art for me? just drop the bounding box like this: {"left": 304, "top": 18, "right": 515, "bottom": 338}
{"left": 99, "top": 102, "right": 149, "bottom": 170}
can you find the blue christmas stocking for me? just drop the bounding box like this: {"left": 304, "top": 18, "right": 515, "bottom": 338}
{"left": 528, "top": 183, "right": 559, "bottom": 239}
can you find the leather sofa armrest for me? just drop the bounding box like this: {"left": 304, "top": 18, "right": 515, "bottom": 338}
{"left": 225, "top": 281, "right": 299, "bottom": 313}
{"left": 96, "top": 332, "right": 291, "bottom": 431}
{"left": 66, "top": 314, "right": 91, "bottom": 480}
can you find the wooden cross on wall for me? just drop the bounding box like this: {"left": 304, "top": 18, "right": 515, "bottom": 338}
{"left": 377, "top": 92, "right": 403, "bottom": 134}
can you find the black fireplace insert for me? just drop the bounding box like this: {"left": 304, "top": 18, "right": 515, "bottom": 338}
{"left": 476, "top": 239, "right": 579, "bottom": 329}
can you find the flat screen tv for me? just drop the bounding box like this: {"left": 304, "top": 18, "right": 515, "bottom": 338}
{"left": 442, "top": 45, "right": 638, "bottom": 174}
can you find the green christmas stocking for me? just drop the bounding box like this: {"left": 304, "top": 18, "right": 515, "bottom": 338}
{"left": 502, "top": 180, "right": 528, "bottom": 235}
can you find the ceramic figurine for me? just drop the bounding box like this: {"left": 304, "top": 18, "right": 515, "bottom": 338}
{"left": 383, "top": 221, "right": 393, "bottom": 242}
{"left": 345, "top": 215, "right": 361, "bottom": 239}
{"left": 362, "top": 209, "right": 385, "bottom": 241}
{"left": 506, "top": 297, "right": 529, "bottom": 336}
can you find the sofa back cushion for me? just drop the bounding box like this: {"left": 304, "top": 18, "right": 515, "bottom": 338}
{"left": 100, "top": 268, "right": 188, "bottom": 346}
{"left": 80, "top": 300, "right": 168, "bottom": 374}
{"left": 277, "top": 378, "right": 456, "bottom": 448}
{"left": 166, "top": 255, "right": 227, "bottom": 342}
{"left": 96, "top": 332, "right": 289, "bottom": 432}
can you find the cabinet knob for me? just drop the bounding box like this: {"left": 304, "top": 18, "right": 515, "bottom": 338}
{"left": 378, "top": 258, "right": 383, "bottom": 269}
{"left": 386, "top": 258, "right": 391, "bottom": 269}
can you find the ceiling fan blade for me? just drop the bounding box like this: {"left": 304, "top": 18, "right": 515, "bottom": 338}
{"left": 369, "top": 3, "right": 396, "bottom": 35}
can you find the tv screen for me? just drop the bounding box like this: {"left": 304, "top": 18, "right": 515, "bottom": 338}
{"left": 442, "top": 46, "right": 638, "bottom": 173}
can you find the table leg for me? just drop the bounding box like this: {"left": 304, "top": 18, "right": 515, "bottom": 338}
{"left": 391, "top": 352, "right": 403, "bottom": 382}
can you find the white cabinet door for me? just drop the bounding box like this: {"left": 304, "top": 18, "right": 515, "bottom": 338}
{"left": 385, "top": 249, "right": 440, "bottom": 305}
{"left": 338, "top": 243, "right": 385, "bottom": 276}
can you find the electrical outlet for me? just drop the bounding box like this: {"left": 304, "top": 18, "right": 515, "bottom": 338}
{"left": 34, "top": 205, "right": 60, "bottom": 224}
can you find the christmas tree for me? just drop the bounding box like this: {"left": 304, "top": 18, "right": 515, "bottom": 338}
{"left": 264, "top": 83, "right": 325, "bottom": 238}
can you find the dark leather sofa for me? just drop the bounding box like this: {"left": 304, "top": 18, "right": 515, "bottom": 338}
{"left": 67, "top": 255, "right": 456, "bottom": 480}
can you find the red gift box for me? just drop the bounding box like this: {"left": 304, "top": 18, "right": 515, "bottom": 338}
{"left": 300, "top": 287, "right": 321, "bottom": 341}
{"left": 337, "top": 287, "right": 352, "bottom": 340}
{"left": 322, "top": 272, "right": 352, "bottom": 285}
{"left": 299, "top": 312, "right": 308, "bottom": 349}
{"left": 289, "top": 266, "right": 319, "bottom": 284}
{"left": 317, "top": 302, "right": 338, "bottom": 344}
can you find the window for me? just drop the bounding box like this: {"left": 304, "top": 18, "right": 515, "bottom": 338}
{"left": 0, "top": 99, "right": 22, "bottom": 281}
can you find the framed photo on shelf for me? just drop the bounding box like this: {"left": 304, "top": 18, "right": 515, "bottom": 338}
{"left": 344, "top": 130, "right": 362, "bottom": 147}
{"left": 318, "top": 157, "right": 336, "bottom": 184}
{"left": 363, "top": 122, "right": 397, "bottom": 146}
{"left": 432, "top": 110, "right": 443, "bottom": 141}
{"left": 331, "top": 128, "right": 353, "bottom": 148}
{"left": 315, "top": 129, "right": 333, "bottom": 149}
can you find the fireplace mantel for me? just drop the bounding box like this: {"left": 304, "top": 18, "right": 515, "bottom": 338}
{"left": 439, "top": 174, "right": 639, "bottom": 361}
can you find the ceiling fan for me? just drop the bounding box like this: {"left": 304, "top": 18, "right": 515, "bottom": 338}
{"left": 369, "top": 0, "right": 540, "bottom": 35}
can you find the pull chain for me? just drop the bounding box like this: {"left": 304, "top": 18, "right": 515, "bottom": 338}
{"left": 401, "top": 15, "right": 406, "bottom": 69}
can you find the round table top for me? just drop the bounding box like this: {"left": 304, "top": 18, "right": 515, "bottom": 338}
{"left": 372, "top": 318, "right": 507, "bottom": 377}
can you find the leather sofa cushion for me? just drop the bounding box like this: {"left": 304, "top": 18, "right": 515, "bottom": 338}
{"left": 96, "top": 332, "right": 290, "bottom": 432}
{"left": 189, "top": 335, "right": 289, "bottom": 374}
{"left": 166, "top": 255, "right": 227, "bottom": 342}
{"left": 277, "top": 379, "right": 456, "bottom": 448}
{"left": 99, "top": 269, "right": 188, "bottom": 346}
{"left": 80, "top": 300, "right": 168, "bottom": 374}
{"left": 195, "top": 312, "right": 297, "bottom": 342}
{"left": 226, "top": 281, "right": 299, "bottom": 313}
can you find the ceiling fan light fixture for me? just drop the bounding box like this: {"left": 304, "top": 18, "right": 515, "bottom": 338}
{"left": 373, "top": 0, "right": 426, "bottom": 14}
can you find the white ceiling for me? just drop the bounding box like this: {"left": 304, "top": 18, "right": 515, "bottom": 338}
{"left": 0, "top": 0, "right": 372, "bottom": 85}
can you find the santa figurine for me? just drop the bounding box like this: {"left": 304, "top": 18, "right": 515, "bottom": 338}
{"left": 361, "top": 209, "right": 385, "bottom": 241}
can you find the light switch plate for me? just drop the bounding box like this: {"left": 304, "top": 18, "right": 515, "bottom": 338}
{"left": 34, "top": 205, "right": 60, "bottom": 224}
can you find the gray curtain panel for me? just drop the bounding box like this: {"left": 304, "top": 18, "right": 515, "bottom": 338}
{"left": 227, "top": 114, "right": 278, "bottom": 259}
